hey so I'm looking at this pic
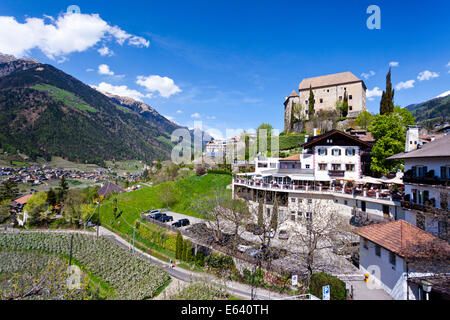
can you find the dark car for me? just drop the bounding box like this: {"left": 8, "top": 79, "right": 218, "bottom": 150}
{"left": 172, "top": 218, "right": 190, "bottom": 228}
{"left": 245, "top": 223, "right": 259, "bottom": 233}
{"left": 253, "top": 226, "right": 263, "bottom": 235}
{"left": 150, "top": 213, "right": 165, "bottom": 220}
{"left": 158, "top": 215, "right": 173, "bottom": 223}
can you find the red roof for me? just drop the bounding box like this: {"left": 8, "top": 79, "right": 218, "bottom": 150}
{"left": 12, "top": 194, "right": 33, "bottom": 205}
{"left": 354, "top": 220, "right": 450, "bottom": 258}
{"left": 280, "top": 154, "right": 301, "bottom": 161}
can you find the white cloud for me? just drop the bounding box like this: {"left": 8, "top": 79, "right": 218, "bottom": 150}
{"left": 389, "top": 61, "right": 399, "bottom": 67}
{"left": 436, "top": 90, "right": 450, "bottom": 98}
{"left": 417, "top": 70, "right": 439, "bottom": 81}
{"left": 190, "top": 113, "right": 201, "bottom": 119}
{"left": 176, "top": 110, "right": 183, "bottom": 114}
{"left": 136, "top": 75, "right": 181, "bottom": 98}
{"left": 98, "top": 64, "right": 115, "bottom": 76}
{"left": 446, "top": 62, "right": 450, "bottom": 68}
{"left": 93, "top": 82, "right": 145, "bottom": 101}
{"left": 361, "top": 70, "right": 375, "bottom": 80}
{"left": 0, "top": 12, "right": 149, "bottom": 59}
{"left": 86, "top": 68, "right": 94, "bottom": 72}
{"left": 98, "top": 46, "right": 114, "bottom": 57}
{"left": 395, "top": 80, "right": 415, "bottom": 90}
{"left": 366, "top": 87, "right": 383, "bottom": 101}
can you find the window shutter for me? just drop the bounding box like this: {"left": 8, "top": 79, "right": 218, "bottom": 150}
{"left": 325, "top": 149, "right": 328, "bottom": 155}
{"left": 339, "top": 149, "right": 342, "bottom": 156}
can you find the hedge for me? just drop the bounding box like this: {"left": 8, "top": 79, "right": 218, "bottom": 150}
{"left": 309, "top": 272, "right": 346, "bottom": 300}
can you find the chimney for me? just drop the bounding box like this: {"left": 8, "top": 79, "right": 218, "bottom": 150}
{"left": 405, "top": 126, "right": 419, "bottom": 152}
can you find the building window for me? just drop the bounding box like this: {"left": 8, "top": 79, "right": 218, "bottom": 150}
{"left": 318, "top": 148, "right": 327, "bottom": 155}
{"left": 339, "top": 96, "right": 342, "bottom": 100}
{"left": 291, "top": 198, "right": 296, "bottom": 203}
{"left": 308, "top": 199, "right": 312, "bottom": 204}
{"left": 346, "top": 148, "right": 356, "bottom": 156}
{"left": 332, "top": 149, "right": 341, "bottom": 156}
{"left": 290, "top": 212, "right": 296, "bottom": 221}
{"left": 319, "top": 163, "right": 327, "bottom": 171}
{"left": 416, "top": 214, "right": 425, "bottom": 230}
{"left": 266, "top": 208, "right": 271, "bottom": 217}
{"left": 389, "top": 252, "right": 396, "bottom": 266}
{"left": 363, "top": 238, "right": 368, "bottom": 249}
{"left": 327, "top": 89, "right": 330, "bottom": 92}
{"left": 346, "top": 164, "right": 355, "bottom": 172}
{"left": 305, "top": 212, "right": 312, "bottom": 220}
{"left": 320, "top": 99, "right": 323, "bottom": 103}
{"left": 344, "top": 200, "right": 348, "bottom": 205}
{"left": 375, "top": 245, "right": 381, "bottom": 257}
{"left": 349, "top": 106, "right": 353, "bottom": 110}
{"left": 349, "top": 95, "right": 353, "bottom": 100}
{"left": 306, "top": 164, "right": 310, "bottom": 169}
{"left": 305, "top": 100, "right": 308, "bottom": 105}
{"left": 332, "top": 164, "right": 341, "bottom": 171}
{"left": 297, "top": 212, "right": 303, "bottom": 221}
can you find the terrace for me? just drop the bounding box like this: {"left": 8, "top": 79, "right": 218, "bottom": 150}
{"left": 233, "top": 176, "right": 403, "bottom": 203}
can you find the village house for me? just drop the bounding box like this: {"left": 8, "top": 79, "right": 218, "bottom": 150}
{"left": 388, "top": 127, "right": 449, "bottom": 241}
{"left": 355, "top": 220, "right": 450, "bottom": 300}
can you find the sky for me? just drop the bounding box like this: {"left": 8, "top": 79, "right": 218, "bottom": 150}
{"left": 0, "top": 0, "right": 449, "bottom": 140}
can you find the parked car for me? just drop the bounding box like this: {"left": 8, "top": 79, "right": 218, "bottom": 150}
{"left": 237, "top": 244, "right": 253, "bottom": 253}
{"left": 245, "top": 248, "right": 262, "bottom": 259}
{"left": 150, "top": 213, "right": 165, "bottom": 220}
{"left": 278, "top": 229, "right": 289, "bottom": 240}
{"left": 159, "top": 215, "right": 173, "bottom": 223}
{"left": 245, "top": 223, "right": 259, "bottom": 233}
{"left": 172, "top": 219, "right": 190, "bottom": 228}
{"left": 149, "top": 209, "right": 160, "bottom": 214}
{"left": 253, "top": 226, "right": 263, "bottom": 236}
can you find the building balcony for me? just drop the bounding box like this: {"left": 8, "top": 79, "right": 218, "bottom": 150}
{"left": 351, "top": 209, "right": 393, "bottom": 225}
{"left": 328, "top": 170, "right": 345, "bottom": 177}
{"left": 403, "top": 174, "right": 449, "bottom": 187}
{"left": 401, "top": 200, "right": 448, "bottom": 215}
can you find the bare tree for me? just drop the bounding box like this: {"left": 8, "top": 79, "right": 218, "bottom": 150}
{"left": 282, "top": 200, "right": 354, "bottom": 285}
{"left": 220, "top": 198, "right": 251, "bottom": 250}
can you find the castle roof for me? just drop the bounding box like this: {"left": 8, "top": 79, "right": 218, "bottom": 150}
{"left": 288, "top": 90, "right": 298, "bottom": 97}
{"left": 299, "top": 71, "right": 366, "bottom": 91}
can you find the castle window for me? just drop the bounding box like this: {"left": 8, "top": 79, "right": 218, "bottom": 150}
{"left": 349, "top": 106, "right": 353, "bottom": 110}
{"left": 327, "top": 89, "right": 330, "bottom": 92}
{"left": 349, "top": 95, "right": 353, "bottom": 100}
{"left": 339, "top": 96, "right": 342, "bottom": 100}
{"left": 305, "top": 100, "right": 308, "bottom": 104}
{"left": 320, "top": 99, "right": 323, "bottom": 103}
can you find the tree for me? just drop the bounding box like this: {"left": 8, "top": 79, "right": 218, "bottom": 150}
{"left": 256, "top": 123, "right": 273, "bottom": 155}
{"left": 142, "top": 168, "right": 150, "bottom": 181}
{"left": 176, "top": 232, "right": 184, "bottom": 260}
{"left": 355, "top": 110, "right": 374, "bottom": 129}
{"left": 220, "top": 198, "right": 251, "bottom": 250}
{"left": 191, "top": 187, "right": 229, "bottom": 244}
{"left": 380, "top": 68, "right": 395, "bottom": 115}
{"left": 257, "top": 198, "right": 264, "bottom": 228}
{"left": 24, "top": 192, "right": 53, "bottom": 226}
{"left": 80, "top": 203, "right": 96, "bottom": 223}
{"left": 0, "top": 179, "right": 19, "bottom": 202}
{"left": 270, "top": 199, "right": 278, "bottom": 232}
{"left": 0, "top": 200, "right": 11, "bottom": 224}
{"left": 283, "top": 201, "right": 353, "bottom": 286}
{"left": 341, "top": 91, "right": 349, "bottom": 117}
{"left": 58, "top": 176, "right": 69, "bottom": 202}
{"left": 308, "top": 85, "right": 315, "bottom": 118}
{"left": 47, "top": 188, "right": 57, "bottom": 206}
{"left": 368, "top": 108, "right": 416, "bottom": 175}
{"left": 157, "top": 183, "right": 178, "bottom": 210}
{"left": 309, "top": 272, "right": 346, "bottom": 300}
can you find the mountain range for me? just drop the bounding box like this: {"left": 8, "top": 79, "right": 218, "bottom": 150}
{"left": 406, "top": 93, "right": 450, "bottom": 127}
{"left": 0, "top": 53, "right": 207, "bottom": 166}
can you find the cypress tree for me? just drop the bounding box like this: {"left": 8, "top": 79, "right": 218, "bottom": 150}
{"left": 271, "top": 199, "right": 279, "bottom": 231}
{"left": 308, "top": 85, "right": 315, "bottom": 118}
{"left": 342, "top": 91, "right": 349, "bottom": 117}
{"left": 257, "top": 198, "right": 264, "bottom": 228}
{"left": 47, "top": 188, "right": 57, "bottom": 206}
{"left": 175, "top": 232, "right": 183, "bottom": 259}
{"left": 380, "top": 68, "right": 395, "bottom": 115}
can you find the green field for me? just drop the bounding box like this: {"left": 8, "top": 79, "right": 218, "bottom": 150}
{"left": 99, "top": 173, "right": 232, "bottom": 236}
{"left": 279, "top": 133, "right": 306, "bottom": 151}
{"left": 33, "top": 84, "right": 98, "bottom": 113}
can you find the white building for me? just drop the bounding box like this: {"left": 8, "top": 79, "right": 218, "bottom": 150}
{"left": 234, "top": 130, "right": 401, "bottom": 224}
{"left": 388, "top": 130, "right": 449, "bottom": 241}
{"left": 355, "top": 220, "right": 450, "bottom": 300}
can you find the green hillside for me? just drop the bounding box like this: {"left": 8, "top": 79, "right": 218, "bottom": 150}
{"left": 406, "top": 94, "right": 450, "bottom": 126}
{"left": 0, "top": 62, "right": 178, "bottom": 163}
{"left": 99, "top": 173, "right": 232, "bottom": 236}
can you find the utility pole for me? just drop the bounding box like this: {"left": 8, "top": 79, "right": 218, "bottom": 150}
{"left": 132, "top": 225, "right": 136, "bottom": 254}
{"left": 69, "top": 234, "right": 74, "bottom": 266}
{"left": 97, "top": 201, "right": 100, "bottom": 239}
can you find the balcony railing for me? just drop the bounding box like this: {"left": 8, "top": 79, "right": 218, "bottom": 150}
{"left": 234, "top": 179, "right": 399, "bottom": 202}
{"left": 403, "top": 174, "right": 449, "bottom": 186}
{"left": 328, "top": 170, "right": 345, "bottom": 177}
{"left": 351, "top": 209, "right": 393, "bottom": 224}
{"left": 401, "top": 200, "right": 448, "bottom": 215}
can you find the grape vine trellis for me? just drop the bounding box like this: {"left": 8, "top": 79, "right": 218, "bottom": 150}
{"left": 0, "top": 232, "right": 170, "bottom": 300}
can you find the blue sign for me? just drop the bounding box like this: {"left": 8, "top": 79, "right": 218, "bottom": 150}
{"left": 322, "top": 285, "right": 330, "bottom": 300}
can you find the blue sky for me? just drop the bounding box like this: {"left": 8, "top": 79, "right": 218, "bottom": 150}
{"left": 0, "top": 0, "right": 449, "bottom": 139}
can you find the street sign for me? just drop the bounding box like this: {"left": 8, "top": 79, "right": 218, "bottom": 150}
{"left": 292, "top": 275, "right": 298, "bottom": 286}
{"left": 323, "top": 285, "right": 330, "bottom": 300}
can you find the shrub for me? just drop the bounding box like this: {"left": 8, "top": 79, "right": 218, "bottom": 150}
{"left": 309, "top": 272, "right": 346, "bottom": 300}
{"left": 195, "top": 252, "right": 205, "bottom": 267}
